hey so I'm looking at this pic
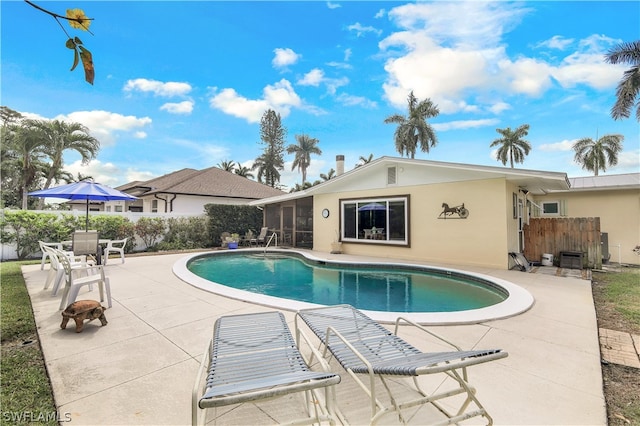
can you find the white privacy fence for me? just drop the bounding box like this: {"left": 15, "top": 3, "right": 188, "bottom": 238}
{"left": 1, "top": 209, "right": 207, "bottom": 261}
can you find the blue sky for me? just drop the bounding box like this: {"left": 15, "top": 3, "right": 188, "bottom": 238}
{"left": 2, "top": 1, "right": 639, "bottom": 190}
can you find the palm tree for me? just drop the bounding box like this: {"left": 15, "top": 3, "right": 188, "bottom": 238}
{"left": 286, "top": 134, "right": 322, "bottom": 184}
{"left": 217, "top": 160, "right": 236, "bottom": 172}
{"left": 605, "top": 40, "right": 640, "bottom": 121}
{"left": 35, "top": 119, "right": 100, "bottom": 190}
{"left": 6, "top": 120, "right": 48, "bottom": 209}
{"left": 356, "top": 153, "right": 374, "bottom": 168}
{"left": 252, "top": 152, "right": 282, "bottom": 187}
{"left": 234, "top": 165, "right": 254, "bottom": 179}
{"left": 384, "top": 91, "right": 439, "bottom": 158}
{"left": 573, "top": 134, "right": 624, "bottom": 176}
{"left": 320, "top": 168, "right": 335, "bottom": 181}
{"left": 490, "top": 124, "right": 532, "bottom": 168}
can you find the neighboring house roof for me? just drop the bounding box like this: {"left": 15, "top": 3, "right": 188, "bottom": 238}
{"left": 250, "top": 156, "right": 571, "bottom": 206}
{"left": 117, "top": 167, "right": 284, "bottom": 200}
{"left": 562, "top": 173, "right": 640, "bottom": 192}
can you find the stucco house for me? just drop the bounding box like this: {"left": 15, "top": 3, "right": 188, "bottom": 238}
{"left": 532, "top": 173, "right": 640, "bottom": 266}
{"left": 250, "top": 156, "right": 573, "bottom": 269}
{"left": 66, "top": 167, "right": 284, "bottom": 214}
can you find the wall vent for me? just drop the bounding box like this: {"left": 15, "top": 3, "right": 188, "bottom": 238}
{"left": 387, "top": 166, "right": 397, "bottom": 185}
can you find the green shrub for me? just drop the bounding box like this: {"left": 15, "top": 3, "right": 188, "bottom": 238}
{"left": 161, "top": 216, "right": 212, "bottom": 250}
{"left": 134, "top": 217, "right": 166, "bottom": 250}
{"left": 0, "top": 210, "right": 137, "bottom": 259}
{"left": 205, "top": 204, "right": 263, "bottom": 246}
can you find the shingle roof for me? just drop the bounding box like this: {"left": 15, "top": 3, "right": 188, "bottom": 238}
{"left": 118, "top": 167, "right": 284, "bottom": 200}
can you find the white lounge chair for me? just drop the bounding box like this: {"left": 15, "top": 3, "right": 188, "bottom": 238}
{"left": 295, "top": 304, "right": 508, "bottom": 425}
{"left": 254, "top": 226, "right": 269, "bottom": 246}
{"left": 192, "top": 311, "right": 340, "bottom": 426}
{"left": 103, "top": 238, "right": 127, "bottom": 265}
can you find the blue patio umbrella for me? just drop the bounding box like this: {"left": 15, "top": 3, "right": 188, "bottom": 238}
{"left": 29, "top": 180, "right": 138, "bottom": 230}
{"left": 358, "top": 202, "right": 387, "bottom": 212}
{"left": 358, "top": 203, "right": 388, "bottom": 228}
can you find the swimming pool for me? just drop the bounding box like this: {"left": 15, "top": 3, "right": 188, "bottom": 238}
{"left": 173, "top": 249, "right": 534, "bottom": 324}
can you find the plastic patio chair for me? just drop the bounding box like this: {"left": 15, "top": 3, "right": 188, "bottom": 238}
{"left": 295, "top": 304, "right": 508, "bottom": 425}
{"left": 192, "top": 311, "right": 340, "bottom": 426}
{"left": 42, "top": 245, "right": 95, "bottom": 296}
{"left": 103, "top": 238, "right": 127, "bottom": 265}
{"left": 39, "top": 241, "right": 63, "bottom": 270}
{"left": 55, "top": 248, "right": 112, "bottom": 311}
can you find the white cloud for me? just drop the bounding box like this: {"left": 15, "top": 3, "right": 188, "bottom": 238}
{"left": 123, "top": 78, "right": 192, "bottom": 97}
{"left": 538, "top": 139, "right": 576, "bottom": 152}
{"left": 54, "top": 111, "right": 152, "bottom": 146}
{"left": 616, "top": 149, "right": 640, "bottom": 170}
{"left": 336, "top": 93, "right": 377, "bottom": 108}
{"left": 298, "top": 69, "right": 325, "bottom": 86}
{"left": 160, "top": 100, "right": 194, "bottom": 114}
{"left": 489, "top": 102, "right": 511, "bottom": 114}
{"left": 374, "top": 9, "right": 385, "bottom": 19}
{"left": 272, "top": 48, "right": 301, "bottom": 69}
{"left": 297, "top": 69, "right": 349, "bottom": 95}
{"left": 63, "top": 159, "right": 123, "bottom": 187}
{"left": 498, "top": 57, "right": 553, "bottom": 96}
{"left": 433, "top": 118, "right": 499, "bottom": 131}
{"left": 344, "top": 48, "right": 352, "bottom": 62}
{"left": 326, "top": 2, "right": 340, "bottom": 9}
{"left": 347, "top": 23, "right": 382, "bottom": 37}
{"left": 536, "top": 35, "right": 574, "bottom": 50}
{"left": 209, "top": 79, "right": 302, "bottom": 123}
{"left": 551, "top": 50, "right": 623, "bottom": 90}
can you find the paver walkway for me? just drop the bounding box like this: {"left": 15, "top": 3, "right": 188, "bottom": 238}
{"left": 599, "top": 328, "right": 640, "bottom": 368}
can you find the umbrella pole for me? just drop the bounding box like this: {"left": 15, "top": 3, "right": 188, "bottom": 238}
{"left": 85, "top": 199, "right": 89, "bottom": 231}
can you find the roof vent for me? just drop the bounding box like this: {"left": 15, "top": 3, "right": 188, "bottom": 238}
{"left": 387, "top": 166, "right": 397, "bottom": 185}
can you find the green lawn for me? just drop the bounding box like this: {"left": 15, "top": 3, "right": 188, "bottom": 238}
{"left": 1, "top": 261, "right": 58, "bottom": 426}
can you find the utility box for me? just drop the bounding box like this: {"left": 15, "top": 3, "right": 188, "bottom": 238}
{"left": 559, "top": 251, "right": 583, "bottom": 269}
{"left": 541, "top": 253, "right": 554, "bottom": 266}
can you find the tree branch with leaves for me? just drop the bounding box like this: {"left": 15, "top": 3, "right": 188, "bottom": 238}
{"left": 24, "top": 0, "right": 95, "bottom": 85}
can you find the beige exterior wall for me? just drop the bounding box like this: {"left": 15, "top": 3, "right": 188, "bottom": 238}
{"left": 534, "top": 189, "right": 640, "bottom": 265}
{"left": 314, "top": 178, "right": 518, "bottom": 269}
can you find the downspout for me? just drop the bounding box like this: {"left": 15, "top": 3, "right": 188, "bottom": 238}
{"left": 154, "top": 194, "right": 169, "bottom": 212}
{"left": 168, "top": 194, "right": 177, "bottom": 212}
{"left": 153, "top": 193, "right": 177, "bottom": 212}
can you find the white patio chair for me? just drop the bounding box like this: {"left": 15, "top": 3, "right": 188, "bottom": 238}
{"left": 55, "top": 248, "right": 112, "bottom": 311}
{"left": 42, "top": 246, "right": 95, "bottom": 296}
{"left": 295, "top": 304, "right": 508, "bottom": 425}
{"left": 192, "top": 311, "right": 340, "bottom": 426}
{"left": 103, "top": 238, "right": 127, "bottom": 265}
{"left": 39, "top": 241, "right": 62, "bottom": 270}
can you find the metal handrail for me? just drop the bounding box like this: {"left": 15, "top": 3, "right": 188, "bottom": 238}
{"left": 264, "top": 232, "right": 277, "bottom": 254}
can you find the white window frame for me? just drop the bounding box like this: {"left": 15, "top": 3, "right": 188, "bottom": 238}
{"left": 340, "top": 196, "right": 409, "bottom": 246}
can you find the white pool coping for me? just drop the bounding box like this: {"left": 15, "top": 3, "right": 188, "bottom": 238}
{"left": 172, "top": 248, "right": 534, "bottom": 325}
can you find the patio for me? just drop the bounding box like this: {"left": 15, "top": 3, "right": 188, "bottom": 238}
{"left": 22, "top": 251, "right": 606, "bottom": 425}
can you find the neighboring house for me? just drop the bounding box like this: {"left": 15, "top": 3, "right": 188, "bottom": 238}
{"left": 250, "top": 156, "right": 571, "bottom": 270}
{"left": 532, "top": 173, "right": 640, "bottom": 266}
{"left": 114, "top": 167, "right": 285, "bottom": 214}
{"left": 65, "top": 167, "right": 284, "bottom": 215}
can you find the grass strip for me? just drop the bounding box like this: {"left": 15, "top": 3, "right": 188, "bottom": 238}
{"left": 1, "top": 261, "right": 58, "bottom": 425}
{"left": 604, "top": 268, "right": 640, "bottom": 327}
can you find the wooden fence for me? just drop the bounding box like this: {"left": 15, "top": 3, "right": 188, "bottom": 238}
{"left": 523, "top": 217, "right": 601, "bottom": 269}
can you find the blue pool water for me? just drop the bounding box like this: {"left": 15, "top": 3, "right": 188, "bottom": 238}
{"left": 186, "top": 252, "right": 507, "bottom": 313}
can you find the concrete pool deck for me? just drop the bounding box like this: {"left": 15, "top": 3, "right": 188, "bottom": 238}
{"left": 22, "top": 250, "right": 606, "bottom": 425}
